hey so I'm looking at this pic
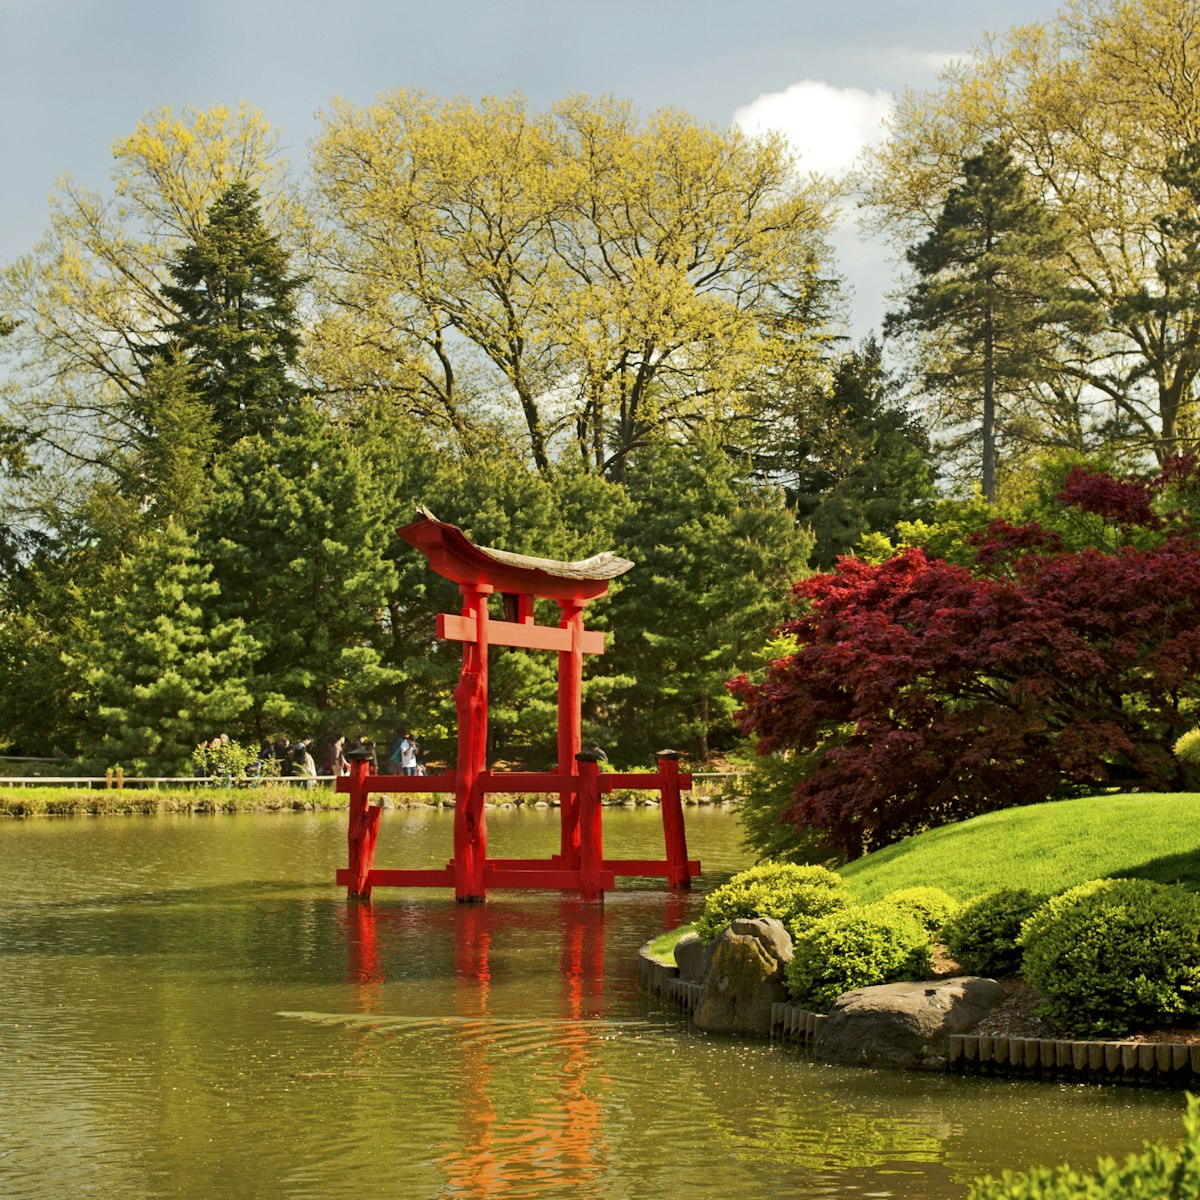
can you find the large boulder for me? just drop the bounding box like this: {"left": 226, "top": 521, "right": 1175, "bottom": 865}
{"left": 673, "top": 931, "right": 707, "bottom": 983}
{"left": 814, "top": 976, "right": 1005, "bottom": 1071}
{"left": 693, "top": 918, "right": 793, "bottom": 1036}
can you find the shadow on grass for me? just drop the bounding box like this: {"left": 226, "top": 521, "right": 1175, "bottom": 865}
{"left": 1111, "top": 850, "right": 1200, "bottom": 889}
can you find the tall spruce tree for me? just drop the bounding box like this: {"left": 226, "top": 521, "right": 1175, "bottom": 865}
{"left": 69, "top": 521, "right": 259, "bottom": 774}
{"left": 606, "top": 434, "right": 812, "bottom": 759}
{"left": 160, "top": 180, "right": 304, "bottom": 446}
{"left": 202, "top": 401, "right": 401, "bottom": 740}
{"left": 886, "top": 143, "right": 1099, "bottom": 501}
{"left": 746, "top": 340, "right": 936, "bottom": 566}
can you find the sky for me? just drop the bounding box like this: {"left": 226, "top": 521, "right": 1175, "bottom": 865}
{"left": 2, "top": 0, "right": 1066, "bottom": 339}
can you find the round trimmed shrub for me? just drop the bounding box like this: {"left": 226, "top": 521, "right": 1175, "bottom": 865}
{"left": 784, "top": 904, "right": 932, "bottom": 1010}
{"left": 693, "top": 862, "right": 850, "bottom": 942}
{"left": 1173, "top": 726, "right": 1200, "bottom": 766}
{"left": 1019, "top": 878, "right": 1200, "bottom": 1036}
{"left": 878, "top": 886, "right": 958, "bottom": 936}
{"left": 941, "top": 887, "right": 1045, "bottom": 977}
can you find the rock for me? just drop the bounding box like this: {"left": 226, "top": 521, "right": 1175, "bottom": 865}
{"left": 693, "top": 918, "right": 793, "bottom": 1036}
{"left": 673, "top": 932, "right": 707, "bottom": 983}
{"left": 814, "top": 976, "right": 1005, "bottom": 1071}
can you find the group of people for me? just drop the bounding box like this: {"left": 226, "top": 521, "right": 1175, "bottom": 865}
{"left": 323, "top": 732, "right": 425, "bottom": 777}
{"left": 193, "top": 730, "right": 426, "bottom": 785}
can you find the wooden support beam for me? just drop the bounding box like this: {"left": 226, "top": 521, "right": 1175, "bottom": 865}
{"left": 602, "top": 858, "right": 703, "bottom": 877}
{"left": 482, "top": 772, "right": 578, "bottom": 792}
{"left": 600, "top": 772, "right": 693, "bottom": 791}
{"left": 438, "top": 612, "right": 605, "bottom": 655}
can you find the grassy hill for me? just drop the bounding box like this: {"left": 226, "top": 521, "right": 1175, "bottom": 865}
{"left": 839, "top": 792, "right": 1200, "bottom": 902}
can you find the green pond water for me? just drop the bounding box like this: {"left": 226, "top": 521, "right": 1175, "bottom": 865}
{"left": 0, "top": 805, "right": 1189, "bottom": 1199}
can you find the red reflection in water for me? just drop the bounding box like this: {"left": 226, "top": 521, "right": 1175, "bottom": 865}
{"left": 344, "top": 900, "right": 385, "bottom": 1012}
{"left": 340, "top": 897, "right": 627, "bottom": 1197}
{"left": 552, "top": 901, "right": 604, "bottom": 1189}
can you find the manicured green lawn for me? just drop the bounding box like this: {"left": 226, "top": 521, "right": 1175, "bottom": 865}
{"left": 840, "top": 792, "right": 1200, "bottom": 901}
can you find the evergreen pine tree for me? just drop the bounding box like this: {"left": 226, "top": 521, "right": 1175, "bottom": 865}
{"left": 70, "top": 521, "right": 258, "bottom": 774}
{"left": 606, "top": 433, "right": 812, "bottom": 759}
{"left": 160, "top": 180, "right": 304, "bottom": 445}
{"left": 747, "top": 339, "right": 936, "bottom": 566}
{"left": 202, "top": 401, "right": 401, "bottom": 739}
{"left": 886, "top": 143, "right": 1099, "bottom": 501}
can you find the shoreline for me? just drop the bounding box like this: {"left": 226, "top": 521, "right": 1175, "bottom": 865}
{"left": 0, "top": 786, "right": 737, "bottom": 818}
{"left": 638, "top": 946, "right": 1200, "bottom": 1083}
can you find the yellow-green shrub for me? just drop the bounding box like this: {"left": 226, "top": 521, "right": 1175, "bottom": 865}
{"left": 878, "top": 885, "right": 958, "bottom": 936}
{"left": 784, "top": 904, "right": 931, "bottom": 1010}
{"left": 693, "top": 862, "right": 850, "bottom": 942}
{"left": 942, "top": 887, "right": 1045, "bottom": 977}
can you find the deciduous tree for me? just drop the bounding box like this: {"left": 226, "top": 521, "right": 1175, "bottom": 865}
{"left": 309, "top": 91, "right": 837, "bottom": 477}
{"left": 865, "top": 0, "right": 1200, "bottom": 464}
{"left": 732, "top": 461, "right": 1200, "bottom": 859}
{"left": 0, "top": 105, "right": 291, "bottom": 507}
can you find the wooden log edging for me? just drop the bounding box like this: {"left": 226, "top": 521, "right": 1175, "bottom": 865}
{"left": 947, "top": 1034, "right": 1200, "bottom": 1083}
{"left": 636, "top": 947, "right": 701, "bottom": 1012}
{"left": 770, "top": 1001, "right": 826, "bottom": 1043}
{"left": 768, "top": 998, "right": 1200, "bottom": 1084}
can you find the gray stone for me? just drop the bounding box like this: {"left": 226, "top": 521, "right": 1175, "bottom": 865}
{"left": 693, "top": 918, "right": 794, "bottom": 1036}
{"left": 814, "top": 976, "right": 1005, "bottom": 1071}
{"left": 673, "top": 932, "right": 707, "bottom": 983}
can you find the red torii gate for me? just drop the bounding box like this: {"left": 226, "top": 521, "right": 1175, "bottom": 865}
{"left": 336, "top": 507, "right": 699, "bottom": 903}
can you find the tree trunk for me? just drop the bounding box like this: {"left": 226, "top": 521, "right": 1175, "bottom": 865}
{"left": 982, "top": 306, "right": 997, "bottom": 503}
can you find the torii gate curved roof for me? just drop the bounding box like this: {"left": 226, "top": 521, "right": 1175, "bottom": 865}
{"left": 397, "top": 505, "right": 634, "bottom": 601}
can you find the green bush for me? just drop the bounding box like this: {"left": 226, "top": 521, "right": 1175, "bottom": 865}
{"left": 969, "top": 1092, "right": 1200, "bottom": 1199}
{"left": 942, "top": 887, "right": 1045, "bottom": 977}
{"left": 1019, "top": 878, "right": 1200, "bottom": 1036}
{"left": 785, "top": 903, "right": 932, "bottom": 1010}
{"left": 1174, "top": 727, "right": 1200, "bottom": 766}
{"left": 693, "top": 862, "right": 849, "bottom": 942}
{"left": 735, "top": 747, "right": 834, "bottom": 864}
{"left": 878, "top": 885, "right": 958, "bottom": 936}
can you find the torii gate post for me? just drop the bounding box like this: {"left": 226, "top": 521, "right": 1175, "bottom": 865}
{"left": 337, "top": 507, "right": 700, "bottom": 903}
{"left": 454, "top": 581, "right": 491, "bottom": 900}
{"left": 557, "top": 598, "right": 586, "bottom": 869}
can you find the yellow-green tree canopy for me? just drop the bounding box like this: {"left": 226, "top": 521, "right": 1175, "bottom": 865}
{"left": 0, "top": 104, "right": 291, "bottom": 503}
{"left": 308, "top": 91, "right": 839, "bottom": 476}
{"left": 865, "top": 0, "right": 1200, "bottom": 464}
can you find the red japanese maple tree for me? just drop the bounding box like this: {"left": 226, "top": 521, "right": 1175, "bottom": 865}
{"left": 730, "top": 463, "right": 1200, "bottom": 859}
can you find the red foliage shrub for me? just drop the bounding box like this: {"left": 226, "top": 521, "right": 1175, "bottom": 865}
{"left": 731, "top": 518, "right": 1200, "bottom": 860}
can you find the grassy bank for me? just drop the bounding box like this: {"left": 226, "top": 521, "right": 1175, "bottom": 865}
{"left": 0, "top": 785, "right": 349, "bottom": 816}
{"left": 841, "top": 792, "right": 1200, "bottom": 900}
{"left": 0, "top": 779, "right": 741, "bottom": 817}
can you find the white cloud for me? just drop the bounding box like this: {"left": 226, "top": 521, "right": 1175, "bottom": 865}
{"left": 733, "top": 80, "right": 893, "bottom": 178}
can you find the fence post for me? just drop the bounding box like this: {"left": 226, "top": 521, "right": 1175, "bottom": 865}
{"left": 657, "top": 749, "right": 691, "bottom": 890}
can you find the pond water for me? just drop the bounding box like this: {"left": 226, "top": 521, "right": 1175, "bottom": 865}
{"left": 0, "top": 806, "right": 1188, "bottom": 1199}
